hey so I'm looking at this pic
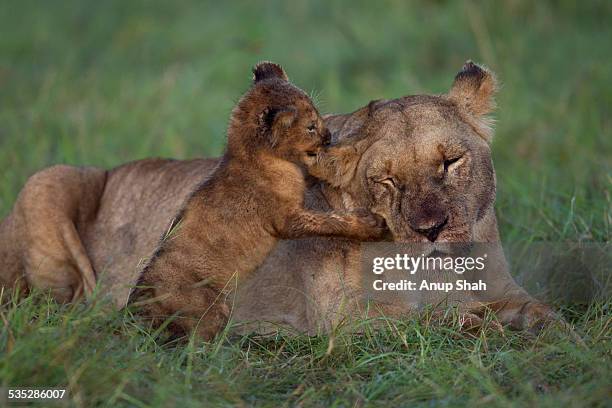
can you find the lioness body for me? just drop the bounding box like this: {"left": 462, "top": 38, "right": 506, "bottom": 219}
{"left": 0, "top": 63, "right": 554, "bottom": 332}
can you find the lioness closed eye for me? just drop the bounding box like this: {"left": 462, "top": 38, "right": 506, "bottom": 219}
{"left": 129, "top": 62, "right": 385, "bottom": 341}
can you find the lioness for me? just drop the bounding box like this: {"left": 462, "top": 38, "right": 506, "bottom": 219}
{"left": 131, "top": 62, "right": 383, "bottom": 340}
{"left": 0, "top": 61, "right": 554, "bottom": 332}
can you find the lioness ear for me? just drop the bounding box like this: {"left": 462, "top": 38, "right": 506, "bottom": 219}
{"left": 309, "top": 139, "right": 371, "bottom": 188}
{"left": 252, "top": 61, "right": 288, "bottom": 83}
{"left": 314, "top": 103, "right": 381, "bottom": 187}
{"left": 325, "top": 97, "right": 390, "bottom": 145}
{"left": 448, "top": 61, "right": 498, "bottom": 117}
{"left": 259, "top": 106, "right": 296, "bottom": 147}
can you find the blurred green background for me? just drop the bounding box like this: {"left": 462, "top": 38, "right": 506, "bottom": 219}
{"left": 0, "top": 0, "right": 610, "bottom": 242}
{"left": 0, "top": 2, "right": 610, "bottom": 406}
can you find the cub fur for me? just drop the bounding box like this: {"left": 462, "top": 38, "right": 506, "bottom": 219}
{"left": 129, "top": 62, "right": 384, "bottom": 341}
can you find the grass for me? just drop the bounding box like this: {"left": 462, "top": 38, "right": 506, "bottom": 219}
{"left": 1, "top": 292, "right": 610, "bottom": 407}
{"left": 0, "top": 0, "right": 610, "bottom": 406}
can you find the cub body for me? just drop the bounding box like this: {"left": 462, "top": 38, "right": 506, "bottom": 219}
{"left": 131, "top": 62, "right": 383, "bottom": 340}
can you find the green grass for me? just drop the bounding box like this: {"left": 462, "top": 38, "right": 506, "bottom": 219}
{"left": 0, "top": 0, "right": 610, "bottom": 406}
{"left": 1, "top": 293, "right": 610, "bottom": 407}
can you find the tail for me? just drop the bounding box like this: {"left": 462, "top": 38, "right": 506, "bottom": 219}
{"left": 0, "top": 213, "right": 26, "bottom": 294}
{"left": 61, "top": 222, "right": 97, "bottom": 299}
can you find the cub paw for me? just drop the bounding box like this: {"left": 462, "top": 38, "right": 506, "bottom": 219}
{"left": 350, "top": 208, "right": 387, "bottom": 240}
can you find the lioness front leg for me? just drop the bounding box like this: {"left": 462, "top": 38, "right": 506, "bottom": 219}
{"left": 489, "top": 297, "right": 557, "bottom": 332}
{"left": 462, "top": 292, "right": 557, "bottom": 333}
{"left": 278, "top": 209, "right": 385, "bottom": 240}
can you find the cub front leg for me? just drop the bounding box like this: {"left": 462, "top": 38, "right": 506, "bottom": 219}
{"left": 277, "top": 209, "right": 385, "bottom": 241}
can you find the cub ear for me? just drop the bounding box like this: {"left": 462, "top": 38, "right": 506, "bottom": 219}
{"left": 260, "top": 106, "right": 296, "bottom": 129}
{"left": 448, "top": 61, "right": 498, "bottom": 117}
{"left": 259, "top": 106, "right": 297, "bottom": 147}
{"left": 252, "top": 61, "right": 289, "bottom": 83}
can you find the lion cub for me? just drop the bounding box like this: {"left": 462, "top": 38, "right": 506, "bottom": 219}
{"left": 131, "top": 62, "right": 383, "bottom": 341}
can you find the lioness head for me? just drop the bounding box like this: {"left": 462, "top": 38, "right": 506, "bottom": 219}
{"left": 227, "top": 61, "right": 330, "bottom": 166}
{"left": 317, "top": 61, "right": 498, "bottom": 246}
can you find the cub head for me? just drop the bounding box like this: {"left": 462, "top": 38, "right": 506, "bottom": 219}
{"left": 227, "top": 61, "right": 331, "bottom": 166}
{"left": 314, "top": 61, "right": 499, "bottom": 248}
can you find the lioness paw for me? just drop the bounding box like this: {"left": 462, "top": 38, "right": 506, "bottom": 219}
{"left": 510, "top": 301, "right": 557, "bottom": 333}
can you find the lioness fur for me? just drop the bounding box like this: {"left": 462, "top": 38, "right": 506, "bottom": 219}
{"left": 129, "top": 62, "right": 384, "bottom": 341}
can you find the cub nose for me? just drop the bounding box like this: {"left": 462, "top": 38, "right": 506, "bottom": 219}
{"left": 321, "top": 128, "right": 331, "bottom": 146}
{"left": 413, "top": 217, "right": 448, "bottom": 242}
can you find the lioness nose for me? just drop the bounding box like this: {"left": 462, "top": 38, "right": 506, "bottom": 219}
{"left": 413, "top": 217, "right": 448, "bottom": 242}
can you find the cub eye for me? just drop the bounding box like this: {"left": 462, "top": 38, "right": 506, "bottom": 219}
{"left": 443, "top": 157, "right": 461, "bottom": 173}
{"left": 307, "top": 124, "right": 317, "bottom": 133}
